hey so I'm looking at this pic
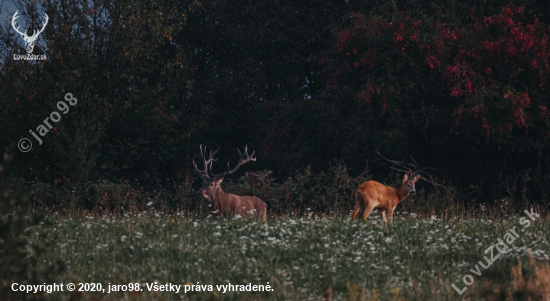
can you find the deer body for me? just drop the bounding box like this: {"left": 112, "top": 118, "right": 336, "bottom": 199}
{"left": 205, "top": 191, "right": 266, "bottom": 219}
{"left": 351, "top": 172, "right": 420, "bottom": 223}
{"left": 194, "top": 145, "right": 267, "bottom": 220}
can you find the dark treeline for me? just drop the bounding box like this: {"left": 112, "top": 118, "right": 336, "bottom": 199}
{"left": 1, "top": 0, "right": 550, "bottom": 211}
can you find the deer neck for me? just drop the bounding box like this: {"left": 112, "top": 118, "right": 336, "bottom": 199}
{"left": 211, "top": 187, "right": 230, "bottom": 209}
{"left": 395, "top": 186, "right": 410, "bottom": 202}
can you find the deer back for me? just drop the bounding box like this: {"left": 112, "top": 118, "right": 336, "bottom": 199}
{"left": 356, "top": 180, "right": 400, "bottom": 210}
{"left": 357, "top": 172, "right": 421, "bottom": 209}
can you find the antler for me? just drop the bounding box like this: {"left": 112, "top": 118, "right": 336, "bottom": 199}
{"left": 192, "top": 145, "right": 219, "bottom": 180}
{"left": 33, "top": 13, "right": 49, "bottom": 38}
{"left": 11, "top": 11, "right": 27, "bottom": 37}
{"left": 227, "top": 145, "right": 256, "bottom": 175}
{"left": 11, "top": 11, "right": 48, "bottom": 39}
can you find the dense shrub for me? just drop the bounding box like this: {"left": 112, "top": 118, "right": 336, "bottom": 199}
{"left": 2, "top": 0, "right": 550, "bottom": 208}
{"left": 0, "top": 145, "right": 63, "bottom": 301}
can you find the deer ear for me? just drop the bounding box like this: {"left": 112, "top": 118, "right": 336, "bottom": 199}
{"left": 402, "top": 173, "right": 409, "bottom": 183}
{"left": 413, "top": 174, "right": 421, "bottom": 183}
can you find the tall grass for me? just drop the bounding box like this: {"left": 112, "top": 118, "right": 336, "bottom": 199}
{"left": 28, "top": 210, "right": 550, "bottom": 301}
{"left": 11, "top": 164, "right": 550, "bottom": 300}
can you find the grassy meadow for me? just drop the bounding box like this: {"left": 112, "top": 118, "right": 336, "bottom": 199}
{"left": 26, "top": 209, "right": 550, "bottom": 301}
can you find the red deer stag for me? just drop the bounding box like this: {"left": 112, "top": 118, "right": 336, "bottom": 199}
{"left": 351, "top": 171, "right": 420, "bottom": 223}
{"left": 193, "top": 145, "right": 267, "bottom": 220}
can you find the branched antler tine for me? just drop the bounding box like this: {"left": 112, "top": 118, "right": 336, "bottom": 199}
{"left": 11, "top": 11, "right": 26, "bottom": 37}
{"left": 227, "top": 145, "right": 256, "bottom": 174}
{"left": 206, "top": 149, "right": 212, "bottom": 166}
{"left": 192, "top": 159, "right": 210, "bottom": 180}
{"left": 193, "top": 161, "right": 211, "bottom": 179}
{"left": 193, "top": 145, "right": 218, "bottom": 180}
{"left": 205, "top": 148, "right": 219, "bottom": 166}
{"left": 33, "top": 13, "right": 48, "bottom": 37}
{"left": 43, "top": 13, "right": 49, "bottom": 26}
{"left": 211, "top": 147, "right": 219, "bottom": 159}
{"left": 244, "top": 145, "right": 256, "bottom": 159}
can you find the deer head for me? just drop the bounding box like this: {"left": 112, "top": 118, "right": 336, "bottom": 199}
{"left": 402, "top": 170, "right": 421, "bottom": 195}
{"left": 12, "top": 11, "right": 49, "bottom": 54}
{"left": 193, "top": 145, "right": 256, "bottom": 201}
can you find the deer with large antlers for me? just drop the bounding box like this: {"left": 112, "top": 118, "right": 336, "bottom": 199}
{"left": 12, "top": 11, "right": 49, "bottom": 54}
{"left": 193, "top": 145, "right": 267, "bottom": 220}
{"left": 351, "top": 171, "right": 420, "bottom": 223}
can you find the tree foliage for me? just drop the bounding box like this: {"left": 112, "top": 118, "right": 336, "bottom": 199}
{"left": 1, "top": 0, "right": 550, "bottom": 207}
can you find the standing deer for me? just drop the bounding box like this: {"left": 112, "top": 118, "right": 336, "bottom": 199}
{"left": 193, "top": 145, "right": 267, "bottom": 220}
{"left": 351, "top": 171, "right": 420, "bottom": 223}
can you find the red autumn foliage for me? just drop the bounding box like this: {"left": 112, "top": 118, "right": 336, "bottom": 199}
{"left": 324, "top": 4, "right": 550, "bottom": 143}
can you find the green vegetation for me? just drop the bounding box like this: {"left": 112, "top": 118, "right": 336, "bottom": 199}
{"left": 28, "top": 212, "right": 550, "bottom": 300}
{"left": 2, "top": 0, "right": 550, "bottom": 207}
{"left": 3, "top": 0, "right": 550, "bottom": 299}
{"left": 0, "top": 145, "right": 63, "bottom": 301}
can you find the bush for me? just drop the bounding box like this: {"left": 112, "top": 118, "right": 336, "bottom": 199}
{"left": 0, "top": 145, "right": 63, "bottom": 301}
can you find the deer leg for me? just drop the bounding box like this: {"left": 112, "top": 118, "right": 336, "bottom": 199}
{"left": 387, "top": 207, "right": 395, "bottom": 222}
{"left": 381, "top": 211, "right": 387, "bottom": 223}
{"left": 362, "top": 204, "right": 376, "bottom": 221}
{"left": 260, "top": 207, "right": 267, "bottom": 221}
{"left": 351, "top": 200, "right": 362, "bottom": 223}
